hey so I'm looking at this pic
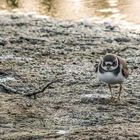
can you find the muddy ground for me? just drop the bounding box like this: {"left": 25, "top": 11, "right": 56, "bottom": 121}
{"left": 0, "top": 13, "right": 140, "bottom": 140}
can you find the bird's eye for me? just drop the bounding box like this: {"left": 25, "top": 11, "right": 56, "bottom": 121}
{"left": 112, "top": 61, "right": 116, "bottom": 66}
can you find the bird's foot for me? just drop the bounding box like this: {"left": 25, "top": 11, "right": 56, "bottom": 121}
{"left": 110, "top": 95, "right": 124, "bottom": 104}
{"left": 110, "top": 96, "right": 120, "bottom": 102}
{"left": 110, "top": 96, "right": 116, "bottom": 101}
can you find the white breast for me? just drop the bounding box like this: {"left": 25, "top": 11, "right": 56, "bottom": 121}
{"left": 97, "top": 71, "right": 124, "bottom": 84}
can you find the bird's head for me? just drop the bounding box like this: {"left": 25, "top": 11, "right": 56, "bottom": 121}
{"left": 101, "top": 54, "right": 119, "bottom": 71}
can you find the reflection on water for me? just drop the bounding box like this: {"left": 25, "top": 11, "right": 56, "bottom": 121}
{"left": 6, "top": 0, "right": 18, "bottom": 8}
{"left": 0, "top": 0, "right": 140, "bottom": 24}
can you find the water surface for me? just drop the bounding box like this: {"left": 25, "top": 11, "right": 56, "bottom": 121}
{"left": 0, "top": 0, "right": 140, "bottom": 24}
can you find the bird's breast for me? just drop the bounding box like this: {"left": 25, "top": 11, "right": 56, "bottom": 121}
{"left": 97, "top": 71, "right": 124, "bottom": 84}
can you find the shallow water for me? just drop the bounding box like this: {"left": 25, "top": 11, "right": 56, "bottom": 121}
{"left": 0, "top": 0, "right": 140, "bottom": 24}
{"left": 56, "top": 130, "right": 69, "bottom": 134}
{"left": 0, "top": 77, "right": 15, "bottom": 82}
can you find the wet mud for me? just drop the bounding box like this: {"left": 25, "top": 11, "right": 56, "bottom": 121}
{"left": 0, "top": 13, "right": 140, "bottom": 140}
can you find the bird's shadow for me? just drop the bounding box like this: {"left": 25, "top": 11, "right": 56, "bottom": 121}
{"left": 80, "top": 93, "right": 111, "bottom": 105}
{"left": 80, "top": 92, "right": 129, "bottom": 105}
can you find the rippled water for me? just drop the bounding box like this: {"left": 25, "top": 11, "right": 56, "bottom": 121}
{"left": 0, "top": 0, "right": 140, "bottom": 24}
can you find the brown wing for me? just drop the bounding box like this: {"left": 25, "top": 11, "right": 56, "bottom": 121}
{"left": 95, "top": 63, "right": 98, "bottom": 73}
{"left": 117, "top": 56, "right": 129, "bottom": 78}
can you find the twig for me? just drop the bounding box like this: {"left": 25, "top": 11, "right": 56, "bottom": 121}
{"left": 24, "top": 79, "right": 61, "bottom": 99}
{"left": 0, "top": 79, "right": 62, "bottom": 99}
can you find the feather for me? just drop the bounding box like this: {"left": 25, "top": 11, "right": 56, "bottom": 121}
{"left": 117, "top": 56, "right": 129, "bottom": 78}
{"left": 95, "top": 63, "right": 98, "bottom": 73}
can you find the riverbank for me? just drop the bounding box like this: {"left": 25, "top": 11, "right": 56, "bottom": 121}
{"left": 0, "top": 13, "right": 140, "bottom": 140}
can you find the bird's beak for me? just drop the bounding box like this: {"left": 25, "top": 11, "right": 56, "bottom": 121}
{"left": 107, "top": 64, "right": 111, "bottom": 70}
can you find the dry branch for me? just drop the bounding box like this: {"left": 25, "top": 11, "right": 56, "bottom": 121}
{"left": 24, "top": 79, "right": 61, "bottom": 99}
{"left": 0, "top": 79, "right": 62, "bottom": 99}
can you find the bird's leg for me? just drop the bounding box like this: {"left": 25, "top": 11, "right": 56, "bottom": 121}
{"left": 108, "top": 84, "right": 113, "bottom": 99}
{"left": 118, "top": 84, "right": 122, "bottom": 100}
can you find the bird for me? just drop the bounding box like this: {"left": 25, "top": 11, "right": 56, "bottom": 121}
{"left": 96, "top": 54, "right": 129, "bottom": 100}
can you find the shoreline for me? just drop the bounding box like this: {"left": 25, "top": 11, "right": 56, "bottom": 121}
{"left": 0, "top": 13, "right": 140, "bottom": 139}
{"left": 1, "top": 11, "right": 140, "bottom": 30}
